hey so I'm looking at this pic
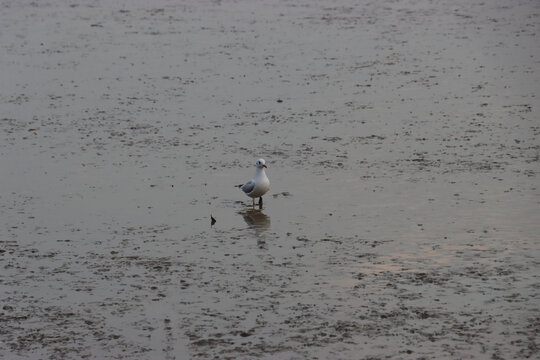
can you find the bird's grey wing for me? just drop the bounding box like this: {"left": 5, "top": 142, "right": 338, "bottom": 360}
{"left": 240, "top": 180, "right": 255, "bottom": 194}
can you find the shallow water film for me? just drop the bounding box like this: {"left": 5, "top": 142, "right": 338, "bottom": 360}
{"left": 1, "top": 0, "right": 539, "bottom": 359}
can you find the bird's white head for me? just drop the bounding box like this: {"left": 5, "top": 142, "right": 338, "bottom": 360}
{"left": 256, "top": 158, "right": 267, "bottom": 169}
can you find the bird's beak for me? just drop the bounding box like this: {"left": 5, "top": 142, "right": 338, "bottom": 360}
{"left": 263, "top": 164, "right": 267, "bottom": 168}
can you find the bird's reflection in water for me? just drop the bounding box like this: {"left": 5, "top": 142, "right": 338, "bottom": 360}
{"left": 239, "top": 209, "right": 271, "bottom": 249}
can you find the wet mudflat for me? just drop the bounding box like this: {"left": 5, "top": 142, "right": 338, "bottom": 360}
{"left": 1, "top": 0, "right": 539, "bottom": 359}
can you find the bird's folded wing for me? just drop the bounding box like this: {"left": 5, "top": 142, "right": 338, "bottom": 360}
{"left": 240, "top": 180, "right": 255, "bottom": 194}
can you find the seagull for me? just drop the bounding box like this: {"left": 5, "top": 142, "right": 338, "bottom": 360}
{"left": 237, "top": 158, "right": 270, "bottom": 207}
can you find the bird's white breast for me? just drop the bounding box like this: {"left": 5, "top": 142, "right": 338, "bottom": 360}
{"left": 248, "top": 171, "right": 270, "bottom": 198}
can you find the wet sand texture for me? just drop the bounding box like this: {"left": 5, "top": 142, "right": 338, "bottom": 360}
{"left": 1, "top": 0, "right": 539, "bottom": 359}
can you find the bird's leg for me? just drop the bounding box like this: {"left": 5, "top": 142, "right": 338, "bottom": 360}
{"left": 258, "top": 196, "right": 263, "bottom": 208}
{"left": 252, "top": 198, "right": 255, "bottom": 207}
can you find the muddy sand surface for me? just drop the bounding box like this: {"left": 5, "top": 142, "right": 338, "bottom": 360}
{"left": 1, "top": 0, "right": 539, "bottom": 359}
